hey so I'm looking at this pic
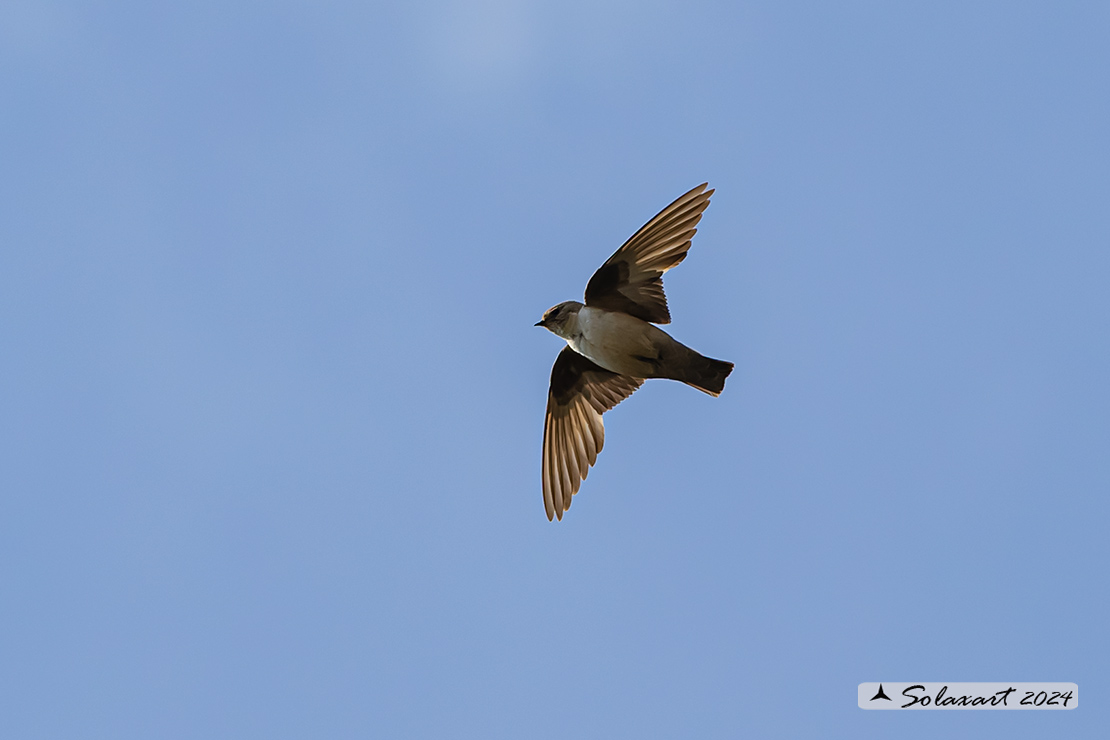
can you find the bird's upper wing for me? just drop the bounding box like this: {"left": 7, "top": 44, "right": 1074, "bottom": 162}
{"left": 543, "top": 346, "right": 643, "bottom": 521}
{"left": 583, "top": 183, "right": 714, "bottom": 324}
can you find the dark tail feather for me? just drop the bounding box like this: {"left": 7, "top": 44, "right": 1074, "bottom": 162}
{"left": 675, "top": 350, "right": 734, "bottom": 397}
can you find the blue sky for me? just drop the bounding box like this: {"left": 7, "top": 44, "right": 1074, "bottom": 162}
{"left": 2, "top": 2, "right": 1107, "bottom": 738}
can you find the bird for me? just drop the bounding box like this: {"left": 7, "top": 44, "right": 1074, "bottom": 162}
{"left": 535, "top": 183, "right": 733, "bottom": 521}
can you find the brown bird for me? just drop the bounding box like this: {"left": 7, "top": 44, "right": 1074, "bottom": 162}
{"left": 535, "top": 183, "right": 733, "bottom": 520}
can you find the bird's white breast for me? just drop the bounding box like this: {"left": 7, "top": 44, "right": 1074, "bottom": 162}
{"left": 566, "top": 307, "right": 659, "bottom": 375}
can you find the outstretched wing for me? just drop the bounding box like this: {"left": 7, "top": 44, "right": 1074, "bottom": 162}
{"left": 583, "top": 183, "right": 713, "bottom": 324}
{"left": 543, "top": 347, "right": 643, "bottom": 521}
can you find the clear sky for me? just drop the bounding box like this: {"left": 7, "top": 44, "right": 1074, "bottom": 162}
{"left": 2, "top": 2, "right": 1107, "bottom": 738}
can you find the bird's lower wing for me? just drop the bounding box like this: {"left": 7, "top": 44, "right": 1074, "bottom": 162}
{"left": 543, "top": 347, "right": 643, "bottom": 521}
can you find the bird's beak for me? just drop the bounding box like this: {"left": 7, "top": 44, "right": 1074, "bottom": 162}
{"left": 534, "top": 320, "right": 545, "bottom": 327}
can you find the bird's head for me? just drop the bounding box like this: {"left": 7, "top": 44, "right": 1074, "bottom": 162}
{"left": 535, "top": 301, "right": 581, "bottom": 338}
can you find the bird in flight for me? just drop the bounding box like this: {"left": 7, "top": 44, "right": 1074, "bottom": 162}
{"left": 535, "top": 183, "right": 734, "bottom": 521}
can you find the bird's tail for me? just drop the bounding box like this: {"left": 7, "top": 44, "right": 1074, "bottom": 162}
{"left": 671, "top": 348, "right": 734, "bottom": 397}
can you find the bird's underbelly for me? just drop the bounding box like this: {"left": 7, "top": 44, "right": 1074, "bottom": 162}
{"left": 567, "top": 308, "right": 667, "bottom": 377}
